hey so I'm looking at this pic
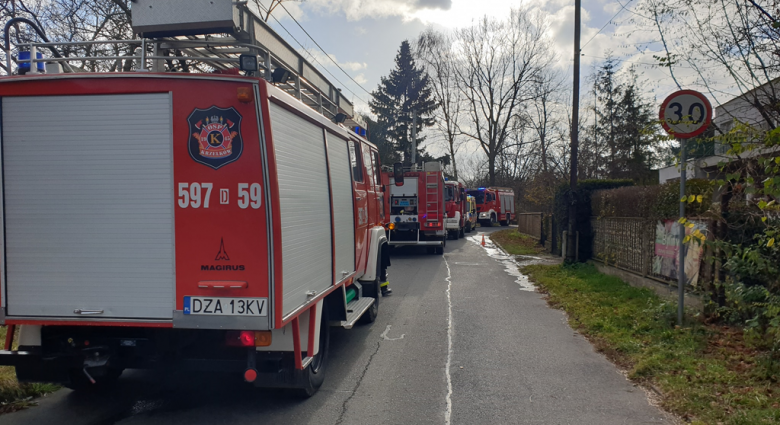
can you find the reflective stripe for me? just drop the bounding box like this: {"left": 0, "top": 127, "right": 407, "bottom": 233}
{"left": 380, "top": 281, "right": 390, "bottom": 288}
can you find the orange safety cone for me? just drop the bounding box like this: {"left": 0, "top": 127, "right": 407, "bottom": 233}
{"left": 481, "top": 235, "right": 486, "bottom": 246}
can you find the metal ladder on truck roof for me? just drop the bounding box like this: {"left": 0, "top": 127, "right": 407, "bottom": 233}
{"left": 425, "top": 172, "right": 439, "bottom": 221}
{"left": 4, "top": 0, "right": 365, "bottom": 130}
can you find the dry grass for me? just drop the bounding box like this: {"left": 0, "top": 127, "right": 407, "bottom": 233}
{"left": 490, "top": 229, "right": 545, "bottom": 256}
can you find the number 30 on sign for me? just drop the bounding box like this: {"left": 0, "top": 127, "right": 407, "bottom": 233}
{"left": 659, "top": 90, "right": 713, "bottom": 139}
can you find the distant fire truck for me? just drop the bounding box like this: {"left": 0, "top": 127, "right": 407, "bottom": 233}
{"left": 383, "top": 162, "right": 446, "bottom": 254}
{"left": 0, "top": 0, "right": 390, "bottom": 396}
{"left": 444, "top": 180, "right": 468, "bottom": 239}
{"left": 467, "top": 187, "right": 516, "bottom": 227}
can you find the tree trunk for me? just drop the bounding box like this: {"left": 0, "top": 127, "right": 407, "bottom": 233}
{"left": 449, "top": 136, "right": 459, "bottom": 180}
{"left": 488, "top": 153, "right": 496, "bottom": 186}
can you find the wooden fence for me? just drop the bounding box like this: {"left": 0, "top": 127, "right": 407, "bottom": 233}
{"left": 516, "top": 213, "right": 544, "bottom": 240}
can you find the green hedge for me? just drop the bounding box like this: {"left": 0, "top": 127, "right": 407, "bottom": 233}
{"left": 591, "top": 179, "right": 712, "bottom": 220}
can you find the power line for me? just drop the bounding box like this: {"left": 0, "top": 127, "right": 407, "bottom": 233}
{"left": 277, "top": 2, "right": 375, "bottom": 99}
{"left": 581, "top": 53, "right": 693, "bottom": 68}
{"left": 256, "top": 2, "right": 370, "bottom": 106}
{"left": 581, "top": 0, "right": 633, "bottom": 50}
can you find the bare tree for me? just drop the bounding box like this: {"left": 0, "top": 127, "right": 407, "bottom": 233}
{"left": 1, "top": 0, "right": 134, "bottom": 74}
{"left": 525, "top": 68, "right": 565, "bottom": 175}
{"left": 416, "top": 28, "right": 465, "bottom": 180}
{"left": 451, "top": 8, "right": 552, "bottom": 186}
{"left": 639, "top": 0, "right": 780, "bottom": 129}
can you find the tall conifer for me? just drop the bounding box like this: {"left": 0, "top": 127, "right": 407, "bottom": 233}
{"left": 370, "top": 40, "right": 437, "bottom": 165}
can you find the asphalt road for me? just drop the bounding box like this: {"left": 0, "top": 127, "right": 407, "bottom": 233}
{"left": 0, "top": 226, "right": 670, "bottom": 425}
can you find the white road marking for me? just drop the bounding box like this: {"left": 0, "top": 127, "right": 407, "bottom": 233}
{"left": 443, "top": 255, "right": 454, "bottom": 425}
{"left": 380, "top": 325, "right": 405, "bottom": 341}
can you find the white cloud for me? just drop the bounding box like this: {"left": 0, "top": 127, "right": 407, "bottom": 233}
{"left": 295, "top": 0, "right": 453, "bottom": 21}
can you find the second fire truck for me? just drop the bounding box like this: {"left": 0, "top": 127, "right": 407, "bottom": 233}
{"left": 384, "top": 162, "right": 446, "bottom": 254}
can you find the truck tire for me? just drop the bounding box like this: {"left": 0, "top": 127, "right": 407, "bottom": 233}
{"left": 465, "top": 222, "right": 472, "bottom": 233}
{"left": 436, "top": 239, "right": 445, "bottom": 255}
{"left": 358, "top": 290, "right": 378, "bottom": 324}
{"left": 294, "top": 303, "right": 330, "bottom": 397}
{"left": 500, "top": 214, "right": 509, "bottom": 226}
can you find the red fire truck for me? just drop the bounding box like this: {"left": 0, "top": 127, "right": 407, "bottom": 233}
{"left": 0, "top": 1, "right": 390, "bottom": 396}
{"left": 384, "top": 162, "right": 446, "bottom": 254}
{"left": 444, "top": 180, "right": 468, "bottom": 239}
{"left": 467, "top": 187, "right": 516, "bottom": 227}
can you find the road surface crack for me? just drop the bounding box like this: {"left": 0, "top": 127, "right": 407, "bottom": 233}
{"left": 334, "top": 340, "right": 381, "bottom": 425}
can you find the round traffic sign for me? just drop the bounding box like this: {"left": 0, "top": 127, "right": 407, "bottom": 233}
{"left": 659, "top": 90, "right": 712, "bottom": 139}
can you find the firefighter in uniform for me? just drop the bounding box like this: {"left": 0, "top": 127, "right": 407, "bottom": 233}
{"left": 380, "top": 241, "right": 392, "bottom": 296}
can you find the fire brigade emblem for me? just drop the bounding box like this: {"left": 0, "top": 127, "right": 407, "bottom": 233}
{"left": 187, "top": 106, "right": 243, "bottom": 169}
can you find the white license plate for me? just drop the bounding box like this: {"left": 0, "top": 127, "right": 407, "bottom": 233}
{"left": 183, "top": 297, "right": 267, "bottom": 316}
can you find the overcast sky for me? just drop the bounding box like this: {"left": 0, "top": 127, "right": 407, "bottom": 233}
{"left": 258, "top": 0, "right": 694, "bottom": 115}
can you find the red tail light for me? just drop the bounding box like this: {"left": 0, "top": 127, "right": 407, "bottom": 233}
{"left": 226, "top": 331, "right": 255, "bottom": 347}
{"left": 225, "top": 330, "right": 273, "bottom": 347}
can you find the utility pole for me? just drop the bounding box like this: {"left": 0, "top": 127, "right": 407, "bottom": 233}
{"left": 411, "top": 109, "right": 417, "bottom": 165}
{"left": 566, "top": 0, "right": 581, "bottom": 262}
{"left": 678, "top": 138, "right": 686, "bottom": 326}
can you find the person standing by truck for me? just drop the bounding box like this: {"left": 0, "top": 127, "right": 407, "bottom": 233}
{"left": 380, "top": 245, "right": 393, "bottom": 296}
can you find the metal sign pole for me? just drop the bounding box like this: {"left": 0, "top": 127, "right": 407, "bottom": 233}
{"left": 678, "top": 137, "right": 686, "bottom": 326}
{"left": 660, "top": 89, "right": 711, "bottom": 327}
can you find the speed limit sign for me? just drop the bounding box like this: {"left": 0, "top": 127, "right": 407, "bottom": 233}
{"left": 659, "top": 90, "right": 712, "bottom": 139}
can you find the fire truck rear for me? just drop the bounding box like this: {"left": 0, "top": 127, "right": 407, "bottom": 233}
{"left": 0, "top": 0, "right": 390, "bottom": 396}
{"left": 384, "top": 162, "right": 446, "bottom": 254}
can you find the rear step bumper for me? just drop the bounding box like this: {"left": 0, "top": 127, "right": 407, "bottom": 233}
{"left": 0, "top": 348, "right": 311, "bottom": 386}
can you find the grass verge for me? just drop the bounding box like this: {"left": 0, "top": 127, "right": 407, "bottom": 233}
{"left": 0, "top": 326, "right": 59, "bottom": 413}
{"left": 490, "top": 229, "right": 544, "bottom": 256}
{"left": 523, "top": 263, "right": 780, "bottom": 425}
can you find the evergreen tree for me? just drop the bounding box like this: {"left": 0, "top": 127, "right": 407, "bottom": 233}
{"left": 370, "top": 40, "right": 438, "bottom": 165}
{"left": 594, "top": 56, "right": 621, "bottom": 176}
{"left": 363, "top": 114, "right": 401, "bottom": 165}
{"left": 584, "top": 57, "right": 663, "bottom": 182}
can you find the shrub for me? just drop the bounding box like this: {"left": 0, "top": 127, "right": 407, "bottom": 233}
{"left": 591, "top": 185, "right": 662, "bottom": 218}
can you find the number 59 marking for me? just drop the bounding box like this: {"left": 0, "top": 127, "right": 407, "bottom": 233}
{"left": 238, "top": 183, "right": 262, "bottom": 209}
